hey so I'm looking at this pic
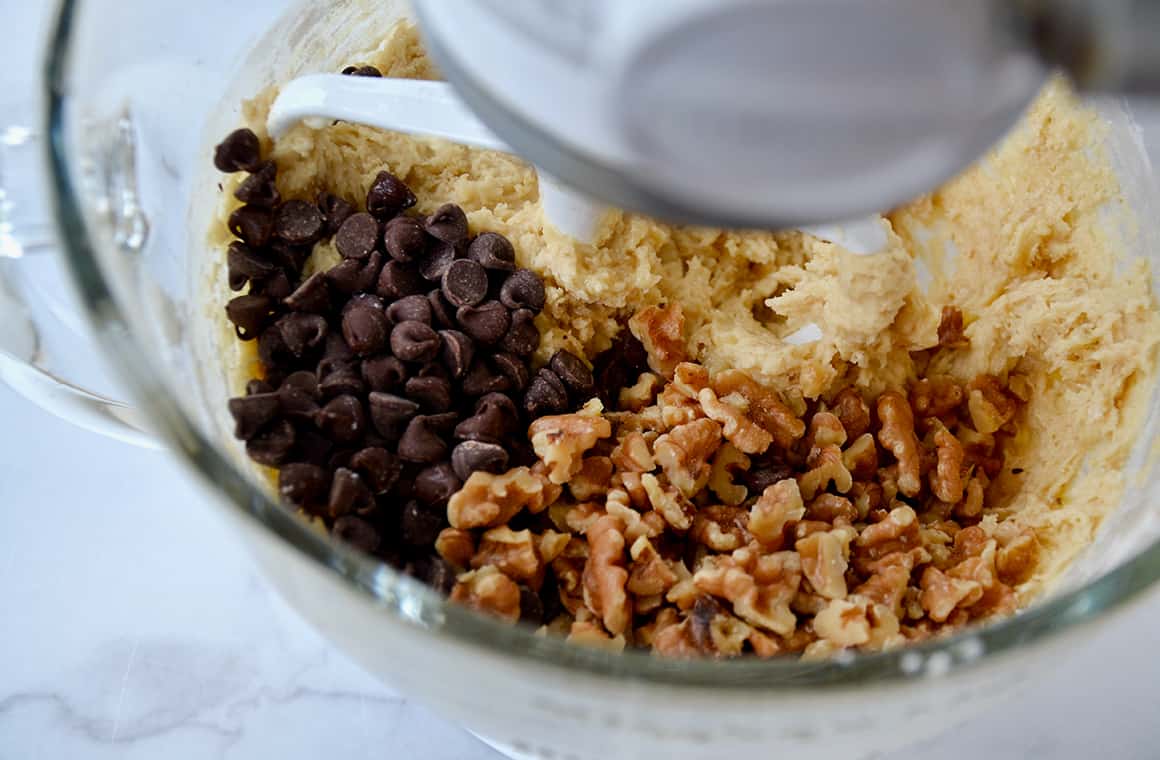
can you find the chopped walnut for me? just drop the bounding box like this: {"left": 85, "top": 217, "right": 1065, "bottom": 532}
{"left": 796, "top": 526, "right": 855, "bottom": 600}
{"left": 694, "top": 547, "right": 802, "bottom": 636}
{"left": 805, "top": 411, "right": 848, "bottom": 452}
{"left": 930, "top": 427, "right": 965, "bottom": 503}
{"left": 610, "top": 431, "right": 656, "bottom": 473}
{"left": 629, "top": 303, "right": 687, "bottom": 377}
{"left": 604, "top": 487, "right": 666, "bottom": 544}
{"left": 551, "top": 500, "right": 603, "bottom": 534}
{"left": 435, "top": 528, "right": 475, "bottom": 568}
{"left": 641, "top": 472, "right": 696, "bottom": 531}
{"left": 627, "top": 536, "right": 680, "bottom": 596}
{"left": 698, "top": 387, "right": 773, "bottom": 454}
{"left": 876, "top": 391, "right": 922, "bottom": 497}
{"left": 618, "top": 372, "right": 664, "bottom": 411}
{"left": 654, "top": 418, "right": 722, "bottom": 496}
{"left": 582, "top": 514, "right": 631, "bottom": 636}
{"left": 910, "top": 375, "right": 964, "bottom": 419}
{"left": 812, "top": 596, "right": 902, "bottom": 652}
{"left": 994, "top": 523, "right": 1039, "bottom": 585}
{"left": 855, "top": 505, "right": 920, "bottom": 563}
{"left": 709, "top": 442, "right": 750, "bottom": 506}
{"left": 966, "top": 375, "right": 1018, "bottom": 434}
{"left": 472, "top": 526, "right": 542, "bottom": 586}
{"left": 567, "top": 620, "right": 627, "bottom": 651}
{"left": 806, "top": 493, "right": 858, "bottom": 524}
{"left": 671, "top": 362, "right": 711, "bottom": 399}
{"left": 569, "top": 456, "right": 614, "bottom": 501}
{"left": 842, "top": 433, "right": 879, "bottom": 481}
{"left": 690, "top": 505, "right": 751, "bottom": 552}
{"left": 713, "top": 369, "right": 806, "bottom": 449}
{"left": 529, "top": 404, "right": 613, "bottom": 485}
{"left": 450, "top": 566, "right": 522, "bottom": 623}
{"left": 658, "top": 382, "right": 703, "bottom": 428}
{"left": 936, "top": 305, "right": 969, "bottom": 348}
{"left": 538, "top": 530, "right": 572, "bottom": 563}
{"left": 749, "top": 479, "right": 806, "bottom": 550}
{"left": 798, "top": 444, "right": 854, "bottom": 500}
{"left": 954, "top": 473, "right": 987, "bottom": 520}
{"left": 831, "top": 387, "right": 871, "bottom": 440}
{"left": 448, "top": 467, "right": 559, "bottom": 529}
{"left": 919, "top": 566, "right": 983, "bottom": 623}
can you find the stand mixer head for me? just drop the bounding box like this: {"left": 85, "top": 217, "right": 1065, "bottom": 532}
{"left": 409, "top": 0, "right": 1159, "bottom": 229}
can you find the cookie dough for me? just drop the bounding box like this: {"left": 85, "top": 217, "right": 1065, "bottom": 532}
{"left": 212, "top": 21, "right": 1159, "bottom": 602}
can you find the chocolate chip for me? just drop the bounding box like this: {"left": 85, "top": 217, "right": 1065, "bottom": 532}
{"left": 349, "top": 447, "right": 402, "bottom": 495}
{"left": 427, "top": 289, "right": 457, "bottom": 328}
{"left": 280, "top": 273, "right": 328, "bottom": 314}
{"left": 499, "top": 269, "right": 545, "bottom": 312}
{"left": 468, "top": 232, "right": 516, "bottom": 271}
{"left": 518, "top": 586, "right": 544, "bottom": 624}
{"left": 418, "top": 362, "right": 450, "bottom": 381}
{"left": 317, "top": 394, "right": 366, "bottom": 445}
{"left": 420, "top": 240, "right": 459, "bottom": 281}
{"left": 592, "top": 331, "right": 649, "bottom": 405}
{"left": 377, "top": 260, "right": 426, "bottom": 300}
{"left": 226, "top": 294, "right": 277, "bottom": 339}
{"left": 257, "top": 324, "right": 293, "bottom": 367}
{"left": 691, "top": 596, "right": 724, "bottom": 651}
{"left": 438, "top": 330, "right": 474, "bottom": 379}
{"left": 455, "top": 393, "right": 518, "bottom": 444}
{"left": 273, "top": 200, "right": 325, "bottom": 245}
{"left": 411, "top": 555, "right": 456, "bottom": 594}
{"left": 744, "top": 457, "right": 795, "bottom": 494}
{"left": 247, "top": 419, "right": 296, "bottom": 466}
{"left": 424, "top": 203, "right": 468, "bottom": 244}
{"left": 234, "top": 161, "right": 280, "bottom": 207}
{"left": 500, "top": 308, "right": 540, "bottom": 356}
{"left": 492, "top": 352, "right": 531, "bottom": 391}
{"left": 332, "top": 515, "right": 381, "bottom": 554}
{"left": 524, "top": 368, "right": 569, "bottom": 417}
{"left": 549, "top": 350, "right": 594, "bottom": 399}
{"left": 318, "top": 364, "right": 366, "bottom": 398}
{"left": 278, "top": 462, "right": 328, "bottom": 510}
{"left": 268, "top": 239, "right": 313, "bottom": 273}
{"left": 341, "top": 303, "right": 390, "bottom": 355}
{"left": 460, "top": 360, "right": 512, "bottom": 396}
{"left": 250, "top": 270, "right": 292, "bottom": 301}
{"left": 213, "top": 128, "right": 261, "bottom": 173}
{"left": 450, "top": 440, "right": 509, "bottom": 480}
{"left": 404, "top": 375, "right": 453, "bottom": 412}
{"left": 368, "top": 392, "right": 420, "bottom": 439}
{"left": 400, "top": 500, "right": 445, "bottom": 546}
{"left": 326, "top": 250, "right": 382, "bottom": 295}
{"left": 295, "top": 430, "right": 335, "bottom": 466}
{"left": 329, "top": 467, "right": 374, "bottom": 517}
{"left": 398, "top": 416, "right": 449, "bottom": 463}
{"left": 386, "top": 294, "right": 432, "bottom": 325}
{"left": 366, "top": 170, "right": 416, "bottom": 219}
{"left": 335, "top": 212, "right": 379, "bottom": 259}
{"left": 277, "top": 313, "right": 328, "bottom": 357}
{"left": 246, "top": 378, "right": 274, "bottom": 396}
{"left": 226, "top": 242, "right": 276, "bottom": 291}
{"left": 390, "top": 320, "right": 441, "bottom": 363}
{"left": 383, "top": 216, "right": 427, "bottom": 262}
{"left": 228, "top": 393, "right": 281, "bottom": 440}
{"left": 424, "top": 411, "right": 462, "bottom": 434}
{"left": 321, "top": 332, "right": 356, "bottom": 365}
{"left": 414, "top": 462, "right": 461, "bottom": 505}
{"left": 228, "top": 205, "right": 274, "bottom": 247}
{"left": 441, "top": 259, "right": 488, "bottom": 308}
{"left": 456, "top": 301, "right": 510, "bottom": 344}
{"left": 362, "top": 355, "right": 408, "bottom": 392}
{"left": 278, "top": 386, "right": 321, "bottom": 423}
{"left": 342, "top": 65, "right": 383, "bottom": 78}
{"left": 317, "top": 192, "right": 355, "bottom": 236}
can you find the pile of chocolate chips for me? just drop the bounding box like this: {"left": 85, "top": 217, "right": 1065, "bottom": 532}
{"left": 214, "top": 126, "right": 600, "bottom": 589}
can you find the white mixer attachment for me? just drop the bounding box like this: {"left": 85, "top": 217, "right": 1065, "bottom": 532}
{"left": 267, "top": 74, "right": 606, "bottom": 244}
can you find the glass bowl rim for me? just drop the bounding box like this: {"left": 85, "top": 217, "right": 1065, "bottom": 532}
{"left": 41, "top": 0, "right": 1160, "bottom": 691}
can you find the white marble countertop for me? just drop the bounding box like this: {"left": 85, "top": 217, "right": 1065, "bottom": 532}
{"left": 3, "top": 5, "right": 1160, "bottom": 758}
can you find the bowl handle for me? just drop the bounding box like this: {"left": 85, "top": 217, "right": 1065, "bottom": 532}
{"left": 0, "top": 122, "right": 157, "bottom": 448}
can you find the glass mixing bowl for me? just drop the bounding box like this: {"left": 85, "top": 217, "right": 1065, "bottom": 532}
{"left": 7, "top": 0, "right": 1160, "bottom": 757}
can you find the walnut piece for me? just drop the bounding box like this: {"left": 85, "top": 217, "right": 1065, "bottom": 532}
{"left": 582, "top": 514, "right": 632, "bottom": 636}
{"left": 749, "top": 479, "right": 805, "bottom": 550}
{"left": 876, "top": 391, "right": 922, "bottom": 497}
{"left": 618, "top": 372, "right": 663, "bottom": 411}
{"left": 693, "top": 547, "right": 802, "bottom": 636}
{"left": 529, "top": 405, "right": 613, "bottom": 485}
{"left": 642, "top": 472, "right": 696, "bottom": 531}
{"left": 448, "top": 467, "right": 560, "bottom": 529}
{"left": 450, "top": 566, "right": 522, "bottom": 623}
{"left": 629, "top": 303, "right": 687, "bottom": 377}
{"left": 831, "top": 387, "right": 871, "bottom": 440}
{"left": 610, "top": 431, "right": 656, "bottom": 473}
{"left": 690, "top": 505, "right": 750, "bottom": 552}
{"left": 654, "top": 418, "right": 722, "bottom": 496}
{"left": 698, "top": 388, "right": 773, "bottom": 454}
{"left": 797, "top": 444, "right": 854, "bottom": 500}
{"left": 709, "top": 442, "right": 750, "bottom": 506}
{"left": 712, "top": 369, "right": 806, "bottom": 450}
{"left": 569, "top": 456, "right": 614, "bottom": 501}
{"left": 435, "top": 528, "right": 475, "bottom": 568}
{"left": 472, "top": 526, "right": 542, "bottom": 585}
{"left": 796, "top": 526, "right": 855, "bottom": 600}
{"left": 930, "top": 427, "right": 965, "bottom": 503}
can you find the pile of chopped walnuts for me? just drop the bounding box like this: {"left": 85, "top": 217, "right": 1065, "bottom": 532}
{"left": 437, "top": 304, "right": 1039, "bottom": 658}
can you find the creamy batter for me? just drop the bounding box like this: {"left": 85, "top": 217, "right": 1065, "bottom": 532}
{"left": 212, "top": 21, "right": 1160, "bottom": 603}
